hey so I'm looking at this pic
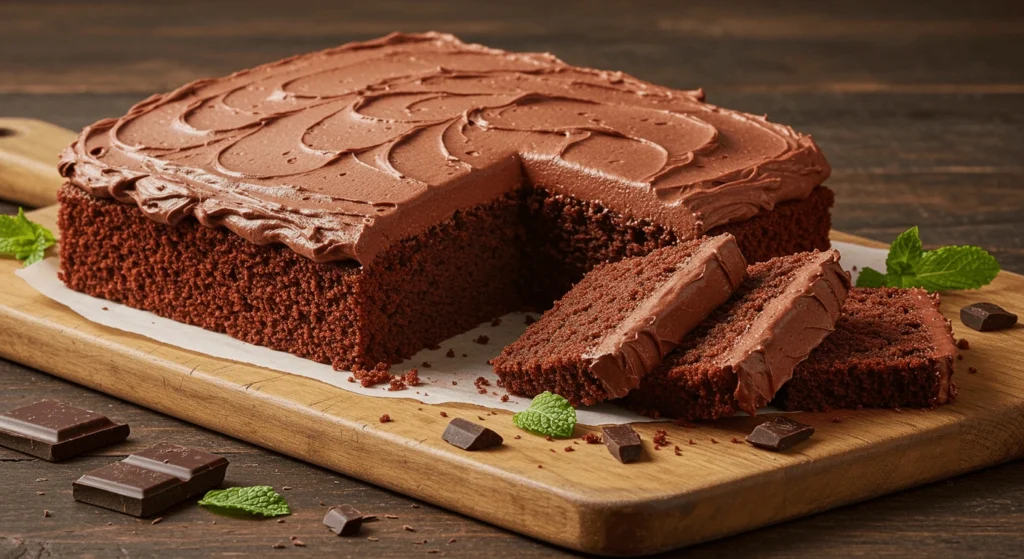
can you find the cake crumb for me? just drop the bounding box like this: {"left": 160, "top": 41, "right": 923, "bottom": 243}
{"left": 379, "top": 414, "right": 392, "bottom": 423}
{"left": 421, "top": 361, "right": 432, "bottom": 368}
{"left": 731, "top": 437, "right": 742, "bottom": 444}
{"left": 477, "top": 416, "right": 486, "bottom": 421}
{"left": 491, "top": 317, "right": 502, "bottom": 326}
{"left": 347, "top": 376, "right": 355, "bottom": 383}
{"left": 388, "top": 376, "right": 407, "bottom": 391}
{"left": 446, "top": 349, "right": 456, "bottom": 358}
{"left": 652, "top": 429, "right": 668, "bottom": 446}
{"left": 689, "top": 439, "right": 695, "bottom": 445}
{"left": 353, "top": 362, "right": 392, "bottom": 387}
{"left": 514, "top": 435, "right": 521, "bottom": 440}
{"left": 582, "top": 433, "right": 602, "bottom": 444}
{"left": 968, "top": 367, "right": 978, "bottom": 374}
{"left": 451, "top": 381, "right": 457, "bottom": 385}
{"left": 545, "top": 435, "right": 553, "bottom": 442}
{"left": 404, "top": 368, "right": 421, "bottom": 386}
{"left": 462, "top": 353, "right": 468, "bottom": 358}
{"left": 440, "top": 411, "right": 448, "bottom": 418}
{"left": 711, "top": 438, "right": 719, "bottom": 444}
{"left": 43, "top": 510, "right": 50, "bottom": 518}
{"left": 957, "top": 354, "right": 963, "bottom": 361}
{"left": 525, "top": 315, "right": 536, "bottom": 325}
{"left": 473, "top": 335, "right": 490, "bottom": 345}
{"left": 474, "top": 376, "right": 490, "bottom": 394}
{"left": 564, "top": 446, "right": 574, "bottom": 452}
{"left": 500, "top": 394, "right": 509, "bottom": 403}
{"left": 674, "top": 445, "right": 682, "bottom": 456}
{"left": 957, "top": 338, "right": 970, "bottom": 350}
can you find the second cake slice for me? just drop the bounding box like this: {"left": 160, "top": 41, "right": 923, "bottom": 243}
{"left": 623, "top": 249, "right": 850, "bottom": 420}
{"left": 493, "top": 235, "right": 748, "bottom": 406}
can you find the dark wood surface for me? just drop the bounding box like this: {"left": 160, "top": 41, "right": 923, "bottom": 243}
{"left": 1, "top": 0, "right": 1022, "bottom": 556}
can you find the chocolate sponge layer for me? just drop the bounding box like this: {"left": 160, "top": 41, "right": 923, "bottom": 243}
{"left": 58, "top": 184, "right": 833, "bottom": 371}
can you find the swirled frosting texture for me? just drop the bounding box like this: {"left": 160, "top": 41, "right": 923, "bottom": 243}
{"left": 59, "top": 32, "right": 830, "bottom": 265}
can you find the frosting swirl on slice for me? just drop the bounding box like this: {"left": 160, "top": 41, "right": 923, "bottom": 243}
{"left": 60, "top": 32, "right": 830, "bottom": 265}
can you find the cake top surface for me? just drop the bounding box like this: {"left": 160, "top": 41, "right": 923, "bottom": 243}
{"left": 60, "top": 32, "right": 830, "bottom": 265}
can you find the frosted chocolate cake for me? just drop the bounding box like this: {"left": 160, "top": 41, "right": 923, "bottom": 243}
{"left": 58, "top": 32, "right": 833, "bottom": 370}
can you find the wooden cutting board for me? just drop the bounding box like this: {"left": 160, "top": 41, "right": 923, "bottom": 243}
{"left": 1, "top": 118, "right": 1023, "bottom": 556}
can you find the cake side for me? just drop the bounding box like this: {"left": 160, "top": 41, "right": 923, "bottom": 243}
{"left": 776, "top": 288, "right": 958, "bottom": 411}
{"left": 493, "top": 235, "right": 748, "bottom": 406}
{"left": 622, "top": 250, "right": 850, "bottom": 420}
{"left": 58, "top": 184, "right": 524, "bottom": 370}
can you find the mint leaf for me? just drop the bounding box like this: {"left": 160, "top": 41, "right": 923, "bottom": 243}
{"left": 911, "top": 246, "right": 1000, "bottom": 291}
{"left": 198, "top": 486, "right": 291, "bottom": 517}
{"left": 855, "top": 266, "right": 887, "bottom": 288}
{"left": 867, "top": 226, "right": 1000, "bottom": 292}
{"left": 512, "top": 391, "right": 576, "bottom": 438}
{"left": 0, "top": 208, "right": 56, "bottom": 266}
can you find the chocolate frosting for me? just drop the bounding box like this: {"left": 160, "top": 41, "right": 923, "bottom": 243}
{"left": 913, "top": 291, "right": 958, "bottom": 405}
{"left": 584, "top": 234, "right": 748, "bottom": 398}
{"left": 731, "top": 250, "right": 850, "bottom": 414}
{"left": 59, "top": 32, "right": 830, "bottom": 265}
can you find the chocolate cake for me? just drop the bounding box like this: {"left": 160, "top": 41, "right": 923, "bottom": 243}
{"left": 58, "top": 32, "right": 833, "bottom": 370}
{"left": 622, "top": 250, "right": 850, "bottom": 420}
{"left": 493, "top": 234, "right": 748, "bottom": 406}
{"left": 776, "top": 288, "right": 957, "bottom": 411}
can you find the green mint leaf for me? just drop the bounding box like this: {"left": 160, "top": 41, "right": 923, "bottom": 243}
{"left": 909, "top": 246, "right": 1000, "bottom": 291}
{"left": 0, "top": 208, "right": 56, "bottom": 266}
{"left": 884, "top": 226, "right": 924, "bottom": 287}
{"left": 512, "top": 391, "right": 576, "bottom": 438}
{"left": 198, "top": 486, "right": 291, "bottom": 517}
{"left": 855, "top": 266, "right": 887, "bottom": 288}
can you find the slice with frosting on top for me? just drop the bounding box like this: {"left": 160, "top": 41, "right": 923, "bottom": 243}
{"left": 493, "top": 234, "right": 748, "bottom": 406}
{"left": 623, "top": 249, "right": 850, "bottom": 420}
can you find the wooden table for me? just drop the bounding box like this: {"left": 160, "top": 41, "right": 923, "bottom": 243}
{"left": 2, "top": 1, "right": 1022, "bottom": 556}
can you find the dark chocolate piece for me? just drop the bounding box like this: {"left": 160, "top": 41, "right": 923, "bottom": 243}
{"left": 73, "top": 444, "right": 228, "bottom": 517}
{"left": 324, "top": 504, "right": 363, "bottom": 536}
{"left": 0, "top": 400, "right": 129, "bottom": 461}
{"left": 441, "top": 418, "right": 503, "bottom": 450}
{"left": 601, "top": 424, "right": 644, "bottom": 463}
{"left": 123, "top": 443, "right": 228, "bottom": 498}
{"left": 961, "top": 302, "right": 1017, "bottom": 332}
{"left": 746, "top": 417, "right": 814, "bottom": 451}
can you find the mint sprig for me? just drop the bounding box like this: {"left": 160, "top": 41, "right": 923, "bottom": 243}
{"left": 856, "top": 226, "right": 999, "bottom": 292}
{"left": 198, "top": 486, "right": 291, "bottom": 517}
{"left": 512, "top": 391, "right": 577, "bottom": 438}
{"left": 0, "top": 208, "right": 56, "bottom": 266}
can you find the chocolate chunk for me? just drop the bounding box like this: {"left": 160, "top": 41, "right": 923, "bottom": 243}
{"left": 746, "top": 417, "right": 814, "bottom": 451}
{"left": 324, "top": 504, "right": 363, "bottom": 536}
{"left": 441, "top": 418, "right": 503, "bottom": 450}
{"left": 0, "top": 400, "right": 129, "bottom": 461}
{"left": 73, "top": 444, "right": 228, "bottom": 517}
{"left": 601, "top": 424, "right": 643, "bottom": 463}
{"left": 960, "top": 302, "right": 1017, "bottom": 332}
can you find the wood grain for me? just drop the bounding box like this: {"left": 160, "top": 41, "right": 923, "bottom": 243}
{"left": 2, "top": 204, "right": 1023, "bottom": 555}
{"left": 0, "top": 118, "right": 74, "bottom": 207}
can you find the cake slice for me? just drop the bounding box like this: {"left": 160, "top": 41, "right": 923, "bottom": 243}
{"left": 775, "top": 287, "right": 957, "bottom": 411}
{"left": 492, "top": 234, "right": 748, "bottom": 406}
{"left": 622, "top": 249, "right": 850, "bottom": 420}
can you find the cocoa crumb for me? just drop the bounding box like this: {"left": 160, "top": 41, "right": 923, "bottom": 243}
{"left": 462, "top": 354, "right": 468, "bottom": 358}
{"left": 353, "top": 362, "right": 392, "bottom": 387}
{"left": 957, "top": 354, "right": 963, "bottom": 361}
{"left": 446, "top": 349, "right": 456, "bottom": 358}
{"left": 957, "top": 338, "right": 970, "bottom": 350}
{"left": 652, "top": 429, "right": 668, "bottom": 446}
{"left": 403, "top": 368, "right": 421, "bottom": 386}
{"left": 151, "top": 517, "right": 164, "bottom": 525}
{"left": 500, "top": 394, "right": 509, "bottom": 403}
{"left": 421, "top": 361, "right": 431, "bottom": 368}
{"left": 388, "top": 376, "right": 407, "bottom": 391}
{"left": 524, "top": 314, "right": 536, "bottom": 325}
{"left": 968, "top": 367, "right": 978, "bottom": 374}
{"left": 347, "top": 376, "right": 355, "bottom": 383}
{"left": 582, "top": 433, "right": 602, "bottom": 444}
{"left": 564, "top": 446, "right": 574, "bottom": 452}
{"left": 440, "top": 411, "right": 448, "bottom": 418}
{"left": 491, "top": 317, "right": 502, "bottom": 326}
{"left": 451, "top": 381, "right": 457, "bottom": 385}
{"left": 654, "top": 444, "right": 661, "bottom": 451}
{"left": 102, "top": 306, "right": 109, "bottom": 311}
{"left": 379, "top": 414, "right": 392, "bottom": 423}
{"left": 473, "top": 335, "right": 490, "bottom": 345}
{"left": 537, "top": 465, "right": 542, "bottom": 468}
{"left": 545, "top": 435, "right": 553, "bottom": 442}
